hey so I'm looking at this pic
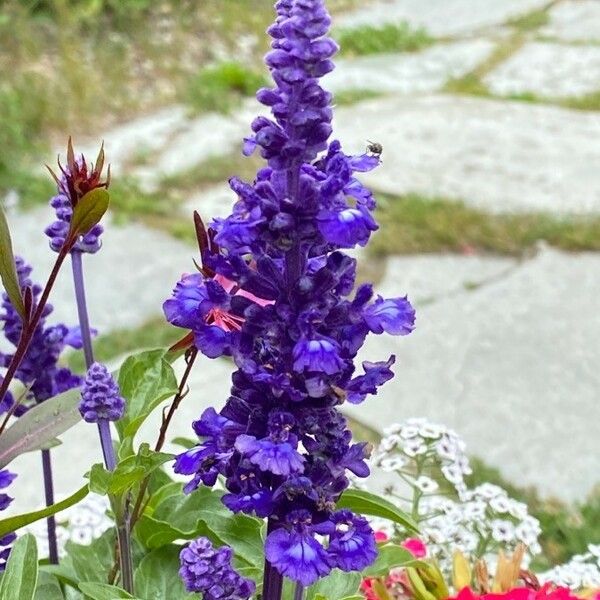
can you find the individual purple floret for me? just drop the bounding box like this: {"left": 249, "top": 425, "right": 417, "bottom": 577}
{"left": 0, "top": 469, "right": 17, "bottom": 571}
{"left": 179, "top": 538, "right": 255, "bottom": 599}
{"left": 79, "top": 363, "right": 125, "bottom": 423}
{"left": 0, "top": 257, "right": 82, "bottom": 413}
{"left": 166, "top": 0, "right": 416, "bottom": 589}
{"left": 45, "top": 140, "right": 108, "bottom": 254}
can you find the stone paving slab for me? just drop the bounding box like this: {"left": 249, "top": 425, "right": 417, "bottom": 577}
{"left": 337, "top": 0, "right": 550, "bottom": 36}
{"left": 5, "top": 206, "right": 195, "bottom": 333}
{"left": 541, "top": 0, "right": 600, "bottom": 42}
{"left": 344, "top": 245, "right": 600, "bottom": 502}
{"left": 333, "top": 94, "right": 600, "bottom": 214}
{"left": 486, "top": 42, "right": 600, "bottom": 98}
{"left": 183, "top": 182, "right": 236, "bottom": 221}
{"left": 325, "top": 40, "right": 494, "bottom": 94}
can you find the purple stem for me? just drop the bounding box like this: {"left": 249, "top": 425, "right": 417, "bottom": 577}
{"left": 41, "top": 448, "right": 59, "bottom": 564}
{"left": 70, "top": 249, "right": 134, "bottom": 594}
{"left": 294, "top": 583, "right": 305, "bottom": 600}
{"left": 262, "top": 518, "right": 283, "bottom": 600}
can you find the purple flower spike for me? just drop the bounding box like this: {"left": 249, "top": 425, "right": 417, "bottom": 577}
{"left": 179, "top": 538, "right": 255, "bottom": 600}
{"left": 166, "top": 0, "right": 415, "bottom": 587}
{"left": 0, "top": 469, "right": 16, "bottom": 571}
{"left": 79, "top": 363, "right": 125, "bottom": 423}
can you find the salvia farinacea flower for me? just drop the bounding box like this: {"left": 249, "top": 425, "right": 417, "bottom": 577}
{"left": 45, "top": 140, "right": 108, "bottom": 254}
{"left": 165, "top": 0, "right": 415, "bottom": 587}
{"left": 179, "top": 537, "right": 255, "bottom": 599}
{"left": 0, "top": 257, "right": 82, "bottom": 413}
{"left": 79, "top": 362, "right": 125, "bottom": 423}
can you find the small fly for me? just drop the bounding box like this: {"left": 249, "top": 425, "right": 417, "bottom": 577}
{"left": 366, "top": 140, "right": 383, "bottom": 157}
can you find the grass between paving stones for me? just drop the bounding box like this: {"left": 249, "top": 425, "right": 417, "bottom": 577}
{"left": 370, "top": 192, "right": 600, "bottom": 257}
{"left": 336, "top": 22, "right": 435, "bottom": 57}
{"left": 66, "top": 316, "right": 181, "bottom": 373}
{"left": 506, "top": 8, "right": 550, "bottom": 32}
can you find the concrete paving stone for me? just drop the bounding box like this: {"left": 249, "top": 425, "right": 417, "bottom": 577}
{"left": 486, "top": 42, "right": 600, "bottom": 98}
{"left": 325, "top": 40, "right": 494, "bottom": 94}
{"left": 344, "top": 246, "right": 600, "bottom": 502}
{"left": 541, "top": 0, "right": 600, "bottom": 42}
{"left": 5, "top": 206, "right": 196, "bottom": 334}
{"left": 333, "top": 94, "right": 600, "bottom": 214}
{"left": 337, "top": 0, "right": 550, "bottom": 36}
{"left": 183, "top": 182, "right": 236, "bottom": 221}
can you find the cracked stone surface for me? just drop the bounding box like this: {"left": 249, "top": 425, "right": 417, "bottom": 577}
{"left": 344, "top": 246, "right": 600, "bottom": 502}
{"left": 5, "top": 206, "right": 194, "bottom": 333}
{"left": 541, "top": 0, "right": 600, "bottom": 42}
{"left": 333, "top": 94, "right": 600, "bottom": 214}
{"left": 325, "top": 40, "right": 494, "bottom": 94}
{"left": 486, "top": 42, "right": 600, "bottom": 98}
{"left": 337, "top": 0, "right": 549, "bottom": 36}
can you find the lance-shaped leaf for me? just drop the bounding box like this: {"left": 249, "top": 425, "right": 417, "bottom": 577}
{"left": 78, "top": 582, "right": 135, "bottom": 600}
{"left": 0, "top": 485, "right": 88, "bottom": 538}
{"left": 336, "top": 489, "right": 419, "bottom": 533}
{"left": 0, "top": 387, "right": 81, "bottom": 468}
{"left": 68, "top": 188, "right": 109, "bottom": 239}
{"left": 0, "top": 533, "right": 39, "bottom": 600}
{"left": 0, "top": 204, "right": 25, "bottom": 319}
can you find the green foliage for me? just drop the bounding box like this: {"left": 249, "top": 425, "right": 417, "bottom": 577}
{"left": 64, "top": 529, "right": 117, "bottom": 585}
{"left": 0, "top": 485, "right": 88, "bottom": 538}
{"left": 134, "top": 546, "right": 195, "bottom": 600}
{"left": 337, "top": 22, "right": 434, "bottom": 56}
{"left": 370, "top": 192, "right": 600, "bottom": 257}
{"left": 69, "top": 188, "right": 110, "bottom": 239}
{"left": 0, "top": 203, "right": 26, "bottom": 318}
{"left": 34, "top": 572, "right": 64, "bottom": 600}
{"left": 337, "top": 489, "right": 418, "bottom": 532}
{"left": 0, "top": 533, "right": 39, "bottom": 600}
{"left": 362, "top": 544, "right": 419, "bottom": 577}
{"left": 116, "top": 349, "right": 178, "bottom": 439}
{"left": 307, "top": 569, "right": 362, "bottom": 600}
{"left": 78, "top": 582, "right": 134, "bottom": 599}
{"left": 185, "top": 61, "right": 267, "bottom": 114}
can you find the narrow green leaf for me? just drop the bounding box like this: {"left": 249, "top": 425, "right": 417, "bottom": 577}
{"left": 66, "top": 530, "right": 116, "bottom": 584}
{"left": 0, "top": 387, "right": 81, "bottom": 468}
{"left": 68, "top": 188, "right": 109, "bottom": 238}
{"left": 337, "top": 489, "right": 419, "bottom": 533}
{"left": 78, "top": 582, "right": 134, "bottom": 600}
{"left": 116, "top": 349, "right": 178, "bottom": 439}
{"left": 88, "top": 463, "right": 111, "bottom": 496}
{"left": 0, "top": 205, "right": 25, "bottom": 319}
{"left": 0, "top": 533, "right": 39, "bottom": 600}
{"left": 307, "top": 570, "right": 361, "bottom": 600}
{"left": 0, "top": 484, "right": 88, "bottom": 539}
{"left": 171, "top": 437, "right": 196, "bottom": 450}
{"left": 34, "top": 572, "right": 65, "bottom": 600}
{"left": 134, "top": 546, "right": 195, "bottom": 600}
{"left": 362, "top": 544, "right": 415, "bottom": 577}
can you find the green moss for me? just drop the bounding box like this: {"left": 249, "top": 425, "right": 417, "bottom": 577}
{"left": 336, "top": 22, "right": 434, "bottom": 57}
{"left": 184, "top": 61, "right": 267, "bottom": 114}
{"left": 370, "top": 192, "right": 600, "bottom": 257}
{"left": 507, "top": 9, "right": 550, "bottom": 32}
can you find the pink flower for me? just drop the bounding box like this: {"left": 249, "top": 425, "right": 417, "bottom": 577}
{"left": 401, "top": 537, "right": 427, "bottom": 558}
{"left": 374, "top": 531, "right": 389, "bottom": 543}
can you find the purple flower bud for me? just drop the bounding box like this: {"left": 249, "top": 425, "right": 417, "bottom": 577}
{"left": 179, "top": 538, "right": 255, "bottom": 599}
{"left": 79, "top": 363, "right": 125, "bottom": 423}
{"left": 363, "top": 295, "right": 416, "bottom": 335}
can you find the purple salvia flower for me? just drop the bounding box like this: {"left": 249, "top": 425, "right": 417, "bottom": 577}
{"left": 79, "top": 363, "right": 125, "bottom": 423}
{"left": 0, "top": 469, "right": 17, "bottom": 571}
{"left": 179, "top": 538, "right": 255, "bottom": 599}
{"left": 45, "top": 140, "right": 108, "bottom": 254}
{"left": 167, "top": 0, "right": 416, "bottom": 587}
{"left": 0, "top": 257, "right": 82, "bottom": 413}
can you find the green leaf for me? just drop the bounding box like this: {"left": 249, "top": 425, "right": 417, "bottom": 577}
{"left": 78, "top": 582, "right": 134, "bottom": 600}
{"left": 136, "top": 486, "right": 263, "bottom": 568}
{"left": 0, "top": 387, "right": 81, "bottom": 468}
{"left": 0, "top": 533, "right": 39, "bottom": 600}
{"left": 0, "top": 205, "right": 25, "bottom": 319}
{"left": 116, "top": 349, "right": 178, "bottom": 439}
{"left": 362, "top": 544, "right": 415, "bottom": 577}
{"left": 337, "top": 489, "right": 418, "bottom": 533}
{"left": 171, "top": 437, "right": 196, "bottom": 450}
{"left": 66, "top": 530, "right": 116, "bottom": 584}
{"left": 134, "top": 546, "right": 195, "bottom": 600}
{"left": 68, "top": 188, "right": 109, "bottom": 238}
{"left": 34, "top": 572, "right": 65, "bottom": 600}
{"left": 0, "top": 484, "right": 88, "bottom": 538}
{"left": 307, "top": 570, "right": 361, "bottom": 600}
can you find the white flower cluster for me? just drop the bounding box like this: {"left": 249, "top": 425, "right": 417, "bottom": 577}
{"left": 369, "top": 418, "right": 542, "bottom": 568}
{"left": 373, "top": 418, "right": 472, "bottom": 498}
{"left": 540, "top": 544, "right": 600, "bottom": 589}
{"left": 26, "top": 493, "right": 111, "bottom": 558}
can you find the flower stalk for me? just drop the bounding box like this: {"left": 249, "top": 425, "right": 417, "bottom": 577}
{"left": 41, "top": 449, "right": 59, "bottom": 564}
